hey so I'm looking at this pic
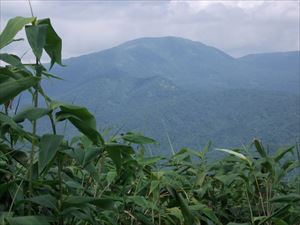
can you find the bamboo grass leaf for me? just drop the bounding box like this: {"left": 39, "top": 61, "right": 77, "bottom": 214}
{"left": 216, "top": 148, "right": 252, "bottom": 165}
{"left": 0, "top": 16, "right": 35, "bottom": 49}
{"left": 39, "top": 134, "right": 64, "bottom": 174}
{"left": 0, "top": 76, "right": 39, "bottom": 104}
{"left": 25, "top": 24, "right": 48, "bottom": 60}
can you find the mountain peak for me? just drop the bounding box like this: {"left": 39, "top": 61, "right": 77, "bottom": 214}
{"left": 117, "top": 36, "right": 233, "bottom": 59}
{"left": 120, "top": 36, "right": 203, "bottom": 46}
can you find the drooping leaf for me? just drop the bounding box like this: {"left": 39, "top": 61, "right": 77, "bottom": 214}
{"left": 63, "top": 196, "right": 115, "bottom": 209}
{"left": 0, "top": 76, "right": 39, "bottom": 104}
{"left": 14, "top": 107, "right": 50, "bottom": 123}
{"left": 200, "top": 140, "right": 211, "bottom": 159}
{"left": 104, "top": 143, "right": 134, "bottom": 172}
{"left": 37, "top": 18, "right": 63, "bottom": 69}
{"left": 106, "top": 170, "right": 117, "bottom": 184}
{"left": 149, "top": 180, "right": 160, "bottom": 194}
{"left": 216, "top": 148, "right": 252, "bottom": 165}
{"left": 122, "top": 132, "right": 156, "bottom": 144}
{"left": 26, "top": 194, "right": 57, "bottom": 209}
{"left": 258, "top": 205, "right": 291, "bottom": 225}
{"left": 62, "top": 207, "right": 95, "bottom": 224}
{"left": 190, "top": 203, "right": 221, "bottom": 225}
{"left": 254, "top": 139, "right": 268, "bottom": 158}
{"left": 270, "top": 194, "right": 300, "bottom": 203}
{"left": 82, "top": 147, "right": 102, "bottom": 167}
{"left": 41, "top": 70, "right": 63, "bottom": 80}
{"left": 285, "top": 160, "right": 300, "bottom": 172}
{"left": 67, "top": 117, "right": 103, "bottom": 145}
{"left": 85, "top": 163, "right": 100, "bottom": 182}
{"left": 0, "top": 67, "right": 27, "bottom": 81}
{"left": 127, "top": 196, "right": 157, "bottom": 210}
{"left": 0, "top": 143, "right": 28, "bottom": 166}
{"left": 274, "top": 146, "right": 294, "bottom": 162}
{"left": 166, "top": 207, "right": 184, "bottom": 223}
{"left": 135, "top": 213, "right": 154, "bottom": 225}
{"left": 0, "top": 53, "right": 28, "bottom": 72}
{"left": 91, "top": 198, "right": 116, "bottom": 209}
{"left": 52, "top": 102, "right": 96, "bottom": 128}
{"left": 169, "top": 187, "right": 195, "bottom": 225}
{"left": 138, "top": 156, "right": 164, "bottom": 166}
{"left": 215, "top": 174, "right": 238, "bottom": 186}
{"left": 0, "top": 113, "right": 35, "bottom": 141}
{"left": 52, "top": 102, "right": 104, "bottom": 145}
{"left": 270, "top": 218, "right": 289, "bottom": 225}
{"left": 195, "top": 171, "right": 207, "bottom": 187}
{"left": 64, "top": 148, "right": 85, "bottom": 166}
{"left": 25, "top": 24, "right": 48, "bottom": 60}
{"left": 0, "top": 181, "right": 15, "bottom": 198}
{"left": 201, "top": 206, "right": 221, "bottom": 224}
{"left": 0, "top": 74, "right": 10, "bottom": 83}
{"left": 39, "top": 134, "right": 64, "bottom": 174}
{"left": 0, "top": 16, "right": 35, "bottom": 49}
{"left": 176, "top": 193, "right": 195, "bottom": 225}
{"left": 0, "top": 68, "right": 14, "bottom": 83}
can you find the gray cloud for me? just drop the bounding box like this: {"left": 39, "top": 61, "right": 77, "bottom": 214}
{"left": 0, "top": 0, "right": 299, "bottom": 62}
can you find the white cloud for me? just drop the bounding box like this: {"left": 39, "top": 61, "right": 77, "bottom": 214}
{"left": 0, "top": 0, "right": 299, "bottom": 61}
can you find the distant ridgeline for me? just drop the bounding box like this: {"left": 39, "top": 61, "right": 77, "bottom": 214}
{"left": 39, "top": 37, "right": 299, "bottom": 155}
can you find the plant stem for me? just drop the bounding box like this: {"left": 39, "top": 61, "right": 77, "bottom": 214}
{"left": 49, "top": 114, "right": 57, "bottom": 135}
{"left": 28, "top": 59, "right": 40, "bottom": 213}
{"left": 58, "top": 156, "right": 64, "bottom": 225}
{"left": 245, "top": 184, "right": 254, "bottom": 224}
{"left": 254, "top": 175, "right": 267, "bottom": 216}
{"left": 8, "top": 179, "right": 25, "bottom": 216}
{"left": 28, "top": 0, "right": 34, "bottom": 17}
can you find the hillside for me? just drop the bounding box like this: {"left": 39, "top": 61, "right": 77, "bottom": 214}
{"left": 44, "top": 36, "right": 299, "bottom": 154}
{"left": 238, "top": 51, "right": 300, "bottom": 94}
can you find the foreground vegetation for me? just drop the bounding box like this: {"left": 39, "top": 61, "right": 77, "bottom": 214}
{"left": 0, "top": 16, "right": 299, "bottom": 225}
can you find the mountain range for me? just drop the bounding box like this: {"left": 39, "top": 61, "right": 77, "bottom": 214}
{"left": 43, "top": 36, "right": 299, "bottom": 155}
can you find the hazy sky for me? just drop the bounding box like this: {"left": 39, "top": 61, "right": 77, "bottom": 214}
{"left": 1, "top": 0, "right": 299, "bottom": 62}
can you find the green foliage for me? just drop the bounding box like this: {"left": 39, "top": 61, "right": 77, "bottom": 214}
{"left": 37, "top": 18, "right": 63, "bottom": 68}
{"left": 0, "top": 16, "right": 35, "bottom": 49}
{"left": 38, "top": 134, "right": 64, "bottom": 174}
{"left": 122, "top": 132, "right": 157, "bottom": 144}
{"left": 13, "top": 107, "right": 50, "bottom": 123}
{"left": 25, "top": 24, "right": 48, "bottom": 60}
{"left": 0, "top": 16, "right": 299, "bottom": 225}
{"left": 0, "top": 77, "right": 40, "bottom": 104}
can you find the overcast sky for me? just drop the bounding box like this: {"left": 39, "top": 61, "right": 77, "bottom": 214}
{"left": 1, "top": 0, "right": 299, "bottom": 62}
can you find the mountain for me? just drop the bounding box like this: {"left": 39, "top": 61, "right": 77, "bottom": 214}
{"left": 49, "top": 37, "right": 299, "bottom": 93}
{"left": 238, "top": 51, "right": 300, "bottom": 94}
{"left": 43, "top": 36, "right": 299, "bottom": 155}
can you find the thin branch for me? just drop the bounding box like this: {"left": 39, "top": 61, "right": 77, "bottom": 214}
{"left": 28, "top": 0, "right": 34, "bottom": 17}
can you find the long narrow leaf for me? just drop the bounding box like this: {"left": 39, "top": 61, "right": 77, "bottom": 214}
{"left": 216, "top": 148, "right": 252, "bottom": 165}
{"left": 39, "top": 134, "right": 64, "bottom": 174}
{"left": 0, "top": 76, "right": 39, "bottom": 104}
{"left": 0, "top": 16, "right": 35, "bottom": 49}
{"left": 25, "top": 24, "right": 48, "bottom": 60}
